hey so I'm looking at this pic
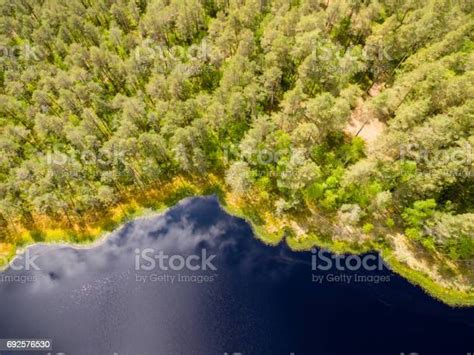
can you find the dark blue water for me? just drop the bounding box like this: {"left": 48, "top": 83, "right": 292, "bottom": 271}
{"left": 0, "top": 197, "right": 472, "bottom": 355}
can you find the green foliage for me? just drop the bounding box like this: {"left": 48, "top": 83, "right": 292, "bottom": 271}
{"left": 449, "top": 236, "right": 474, "bottom": 260}
{"left": 0, "top": 0, "right": 471, "bottom": 277}
{"left": 402, "top": 199, "right": 437, "bottom": 228}
{"left": 405, "top": 227, "right": 422, "bottom": 241}
{"left": 362, "top": 223, "right": 374, "bottom": 234}
{"left": 385, "top": 218, "right": 395, "bottom": 228}
{"left": 304, "top": 183, "right": 325, "bottom": 202}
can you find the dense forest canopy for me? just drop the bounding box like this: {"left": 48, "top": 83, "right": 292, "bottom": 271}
{"left": 0, "top": 0, "right": 472, "bottom": 276}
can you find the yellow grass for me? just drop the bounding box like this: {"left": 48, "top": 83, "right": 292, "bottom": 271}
{"left": 1, "top": 173, "right": 473, "bottom": 306}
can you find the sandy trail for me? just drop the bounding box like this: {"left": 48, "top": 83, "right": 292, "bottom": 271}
{"left": 345, "top": 83, "right": 386, "bottom": 146}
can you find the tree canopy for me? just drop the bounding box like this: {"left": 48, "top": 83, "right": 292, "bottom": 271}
{"left": 0, "top": 0, "right": 472, "bottom": 274}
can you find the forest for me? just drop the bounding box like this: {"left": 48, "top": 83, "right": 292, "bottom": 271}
{"left": 0, "top": 0, "right": 472, "bottom": 302}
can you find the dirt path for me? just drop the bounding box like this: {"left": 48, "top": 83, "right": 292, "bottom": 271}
{"left": 344, "top": 83, "right": 386, "bottom": 147}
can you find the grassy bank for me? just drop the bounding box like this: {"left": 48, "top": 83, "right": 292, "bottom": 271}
{"left": 1, "top": 173, "right": 472, "bottom": 306}
{"left": 380, "top": 249, "right": 474, "bottom": 306}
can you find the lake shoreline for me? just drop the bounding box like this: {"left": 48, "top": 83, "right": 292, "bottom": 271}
{"left": 1, "top": 175, "right": 473, "bottom": 307}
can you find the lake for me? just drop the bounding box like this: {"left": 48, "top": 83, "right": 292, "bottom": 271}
{"left": 0, "top": 196, "right": 472, "bottom": 355}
